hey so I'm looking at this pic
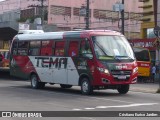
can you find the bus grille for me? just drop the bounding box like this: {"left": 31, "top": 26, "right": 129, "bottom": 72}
{"left": 111, "top": 70, "right": 132, "bottom": 81}
{"left": 111, "top": 70, "right": 131, "bottom": 75}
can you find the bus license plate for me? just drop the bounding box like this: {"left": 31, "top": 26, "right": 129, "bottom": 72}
{"left": 118, "top": 76, "right": 126, "bottom": 79}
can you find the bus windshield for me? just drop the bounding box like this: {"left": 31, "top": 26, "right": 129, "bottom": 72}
{"left": 133, "top": 47, "right": 150, "bottom": 62}
{"left": 92, "top": 36, "right": 135, "bottom": 61}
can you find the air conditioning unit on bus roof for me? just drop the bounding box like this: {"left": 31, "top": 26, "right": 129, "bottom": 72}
{"left": 18, "top": 30, "right": 44, "bottom": 34}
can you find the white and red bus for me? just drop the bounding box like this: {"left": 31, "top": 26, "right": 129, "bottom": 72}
{"left": 10, "top": 30, "right": 138, "bottom": 95}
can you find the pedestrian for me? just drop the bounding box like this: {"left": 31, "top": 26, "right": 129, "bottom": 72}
{"left": 151, "top": 64, "right": 156, "bottom": 83}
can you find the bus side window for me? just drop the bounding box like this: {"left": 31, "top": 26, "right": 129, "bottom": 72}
{"left": 17, "top": 41, "right": 28, "bottom": 56}
{"left": 80, "top": 40, "right": 93, "bottom": 59}
{"left": 41, "top": 41, "right": 53, "bottom": 56}
{"left": 29, "top": 41, "right": 41, "bottom": 56}
{"left": 12, "top": 41, "right": 18, "bottom": 55}
{"left": 80, "top": 40, "right": 91, "bottom": 54}
{"left": 68, "top": 41, "right": 79, "bottom": 57}
{"left": 55, "top": 41, "right": 65, "bottom": 56}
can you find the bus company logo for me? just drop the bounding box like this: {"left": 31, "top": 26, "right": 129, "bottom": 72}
{"left": 141, "top": 63, "right": 149, "bottom": 67}
{"left": 35, "top": 57, "right": 68, "bottom": 69}
{"left": 115, "top": 64, "right": 127, "bottom": 70}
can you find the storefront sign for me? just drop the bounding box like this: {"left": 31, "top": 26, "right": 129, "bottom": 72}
{"left": 129, "top": 38, "right": 156, "bottom": 51}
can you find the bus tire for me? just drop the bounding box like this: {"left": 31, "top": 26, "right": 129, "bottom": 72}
{"left": 81, "top": 78, "right": 93, "bottom": 95}
{"left": 60, "top": 84, "right": 72, "bottom": 88}
{"left": 31, "top": 74, "right": 45, "bottom": 89}
{"left": 117, "top": 84, "right": 129, "bottom": 94}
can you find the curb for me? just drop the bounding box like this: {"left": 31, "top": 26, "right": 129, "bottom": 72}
{"left": 130, "top": 88, "right": 157, "bottom": 93}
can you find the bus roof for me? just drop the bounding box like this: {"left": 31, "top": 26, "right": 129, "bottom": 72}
{"left": 18, "top": 30, "right": 44, "bottom": 34}
{"left": 14, "top": 30, "right": 124, "bottom": 41}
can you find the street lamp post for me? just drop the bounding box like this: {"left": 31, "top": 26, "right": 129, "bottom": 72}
{"left": 85, "top": 0, "right": 89, "bottom": 30}
{"left": 154, "top": 26, "right": 160, "bottom": 93}
{"left": 121, "top": 0, "right": 124, "bottom": 35}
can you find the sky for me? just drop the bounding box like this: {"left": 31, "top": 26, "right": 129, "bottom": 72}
{"left": 0, "top": 0, "right": 6, "bottom": 2}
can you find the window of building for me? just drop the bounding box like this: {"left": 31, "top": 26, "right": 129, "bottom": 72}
{"left": 93, "top": 9, "right": 118, "bottom": 20}
{"left": 55, "top": 41, "right": 65, "bottom": 56}
{"left": 73, "top": 7, "right": 91, "bottom": 17}
{"left": 147, "top": 28, "right": 156, "bottom": 38}
{"left": 50, "top": 5, "right": 71, "bottom": 16}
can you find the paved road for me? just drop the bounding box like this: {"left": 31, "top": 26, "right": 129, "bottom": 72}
{"left": 0, "top": 72, "right": 160, "bottom": 120}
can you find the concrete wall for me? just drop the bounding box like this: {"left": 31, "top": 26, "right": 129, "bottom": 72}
{"left": 0, "top": 11, "right": 20, "bottom": 30}
{"left": 0, "top": 0, "right": 143, "bottom": 38}
{"left": 0, "top": 0, "right": 48, "bottom": 13}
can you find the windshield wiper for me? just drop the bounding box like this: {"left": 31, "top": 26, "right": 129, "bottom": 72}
{"left": 115, "top": 56, "right": 135, "bottom": 61}
{"left": 93, "top": 40, "right": 108, "bottom": 56}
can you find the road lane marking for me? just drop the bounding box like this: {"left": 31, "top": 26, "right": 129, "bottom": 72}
{"left": 96, "top": 103, "right": 158, "bottom": 109}
{"left": 73, "top": 103, "right": 158, "bottom": 111}
{"left": 84, "top": 108, "right": 95, "bottom": 110}
{"left": 73, "top": 109, "right": 81, "bottom": 111}
{"left": 80, "top": 117, "right": 96, "bottom": 120}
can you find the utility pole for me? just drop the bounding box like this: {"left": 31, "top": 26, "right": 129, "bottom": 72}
{"left": 41, "top": 0, "right": 44, "bottom": 25}
{"left": 154, "top": 26, "right": 160, "bottom": 93}
{"left": 121, "top": 0, "right": 124, "bottom": 35}
{"left": 86, "top": 0, "right": 89, "bottom": 30}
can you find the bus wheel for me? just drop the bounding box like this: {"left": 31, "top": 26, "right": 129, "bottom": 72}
{"left": 117, "top": 84, "right": 129, "bottom": 94}
{"left": 60, "top": 84, "right": 72, "bottom": 88}
{"left": 31, "top": 74, "right": 45, "bottom": 89}
{"left": 81, "top": 78, "right": 93, "bottom": 95}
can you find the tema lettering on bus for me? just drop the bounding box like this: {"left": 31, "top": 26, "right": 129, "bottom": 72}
{"left": 35, "top": 57, "right": 67, "bottom": 69}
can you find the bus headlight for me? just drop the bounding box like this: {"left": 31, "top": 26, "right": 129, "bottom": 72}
{"left": 133, "top": 67, "right": 138, "bottom": 74}
{"left": 97, "top": 67, "right": 110, "bottom": 75}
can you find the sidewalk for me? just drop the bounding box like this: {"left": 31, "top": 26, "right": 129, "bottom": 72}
{"left": 130, "top": 82, "right": 160, "bottom": 93}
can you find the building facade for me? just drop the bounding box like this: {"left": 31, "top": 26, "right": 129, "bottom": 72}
{"left": 0, "top": 0, "right": 143, "bottom": 49}
{"left": 0, "top": 0, "right": 48, "bottom": 49}
{"left": 139, "top": 0, "right": 157, "bottom": 39}
{"left": 48, "top": 0, "right": 143, "bottom": 39}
